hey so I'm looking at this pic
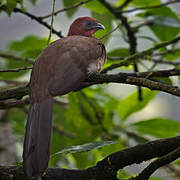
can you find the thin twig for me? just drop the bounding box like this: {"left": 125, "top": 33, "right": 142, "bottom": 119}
{"left": 146, "top": 59, "right": 180, "bottom": 66}
{"left": 47, "top": 0, "right": 56, "bottom": 45}
{"left": 122, "top": 0, "right": 180, "bottom": 13}
{"left": 108, "top": 57, "right": 180, "bottom": 66}
{"left": 100, "top": 23, "right": 121, "bottom": 40}
{"left": 108, "top": 48, "right": 180, "bottom": 61}
{"left": 0, "top": 80, "right": 27, "bottom": 86}
{"left": 0, "top": 66, "right": 32, "bottom": 72}
{"left": 0, "top": 52, "right": 34, "bottom": 64}
{"left": 10, "top": 7, "right": 63, "bottom": 38}
{"left": 102, "top": 35, "right": 180, "bottom": 73}
{"left": 39, "top": 0, "right": 92, "bottom": 20}
{"left": 125, "top": 68, "right": 180, "bottom": 78}
{"left": 53, "top": 125, "right": 76, "bottom": 139}
{"left": 153, "top": 48, "right": 180, "bottom": 57}
{"left": 116, "top": 0, "right": 133, "bottom": 11}
{"left": 107, "top": 56, "right": 124, "bottom": 60}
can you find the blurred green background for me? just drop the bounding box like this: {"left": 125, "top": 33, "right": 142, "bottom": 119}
{"left": 0, "top": 0, "right": 180, "bottom": 179}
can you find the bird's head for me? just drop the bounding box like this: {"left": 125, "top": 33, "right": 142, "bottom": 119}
{"left": 68, "top": 16, "right": 105, "bottom": 37}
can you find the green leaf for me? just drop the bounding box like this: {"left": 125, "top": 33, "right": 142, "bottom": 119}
{"left": 106, "top": 48, "right": 131, "bottom": 69}
{"left": 117, "top": 169, "right": 132, "bottom": 179}
{"left": 82, "top": 86, "right": 119, "bottom": 131}
{"left": 152, "top": 77, "right": 172, "bottom": 86}
{"left": 174, "top": 159, "right": 180, "bottom": 166}
{"left": 51, "top": 141, "right": 118, "bottom": 156}
{"left": 78, "top": 92, "right": 104, "bottom": 126}
{"left": 98, "top": 140, "right": 124, "bottom": 157}
{"left": 9, "top": 108, "right": 26, "bottom": 136}
{"left": 92, "top": 12, "right": 113, "bottom": 44}
{"left": 0, "top": 35, "right": 47, "bottom": 80}
{"left": 164, "top": 50, "right": 180, "bottom": 61}
{"left": 149, "top": 178, "right": 164, "bottom": 180}
{"left": 108, "top": 48, "right": 129, "bottom": 57}
{"left": 118, "top": 89, "right": 157, "bottom": 121}
{"left": 0, "top": 54, "right": 31, "bottom": 80}
{"left": 65, "top": 93, "right": 102, "bottom": 143}
{"left": 4, "top": 0, "right": 17, "bottom": 15}
{"left": 9, "top": 35, "right": 47, "bottom": 58}
{"left": 143, "top": 6, "right": 180, "bottom": 41}
{"left": 28, "top": 0, "right": 38, "bottom": 5}
{"left": 147, "top": 16, "right": 180, "bottom": 28}
{"left": 130, "top": 118, "right": 180, "bottom": 138}
{"left": 131, "top": 0, "right": 161, "bottom": 6}
{"left": 85, "top": 0, "right": 110, "bottom": 15}
{"left": 49, "top": 125, "right": 72, "bottom": 167}
{"left": 13, "top": 161, "right": 23, "bottom": 166}
{"left": 62, "top": 0, "right": 81, "bottom": 18}
{"left": 72, "top": 151, "right": 99, "bottom": 169}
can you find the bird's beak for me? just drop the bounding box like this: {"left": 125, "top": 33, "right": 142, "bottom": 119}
{"left": 93, "top": 23, "right": 105, "bottom": 30}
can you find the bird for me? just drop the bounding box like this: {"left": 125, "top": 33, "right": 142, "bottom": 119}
{"left": 23, "top": 16, "right": 106, "bottom": 179}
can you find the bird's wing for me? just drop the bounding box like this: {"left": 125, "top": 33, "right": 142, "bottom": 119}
{"left": 46, "top": 36, "right": 106, "bottom": 96}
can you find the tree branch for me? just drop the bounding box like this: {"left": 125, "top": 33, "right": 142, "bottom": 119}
{"left": 0, "top": 98, "right": 29, "bottom": 109}
{"left": 98, "top": 0, "right": 141, "bottom": 99}
{"left": 39, "top": 0, "right": 92, "bottom": 20}
{"left": 145, "top": 58, "right": 180, "bottom": 66}
{"left": 98, "top": 0, "right": 180, "bottom": 103}
{"left": 0, "top": 7, "right": 63, "bottom": 38}
{"left": 108, "top": 48, "right": 180, "bottom": 66}
{"left": 85, "top": 73, "right": 180, "bottom": 97}
{"left": 102, "top": 35, "right": 180, "bottom": 73}
{"left": 1, "top": 69, "right": 180, "bottom": 101}
{"left": 116, "top": 0, "right": 133, "bottom": 11}
{"left": 153, "top": 48, "right": 180, "bottom": 57}
{"left": 0, "top": 85, "right": 29, "bottom": 101}
{"left": 125, "top": 68, "right": 180, "bottom": 78}
{"left": 0, "top": 136, "right": 180, "bottom": 180}
{"left": 130, "top": 146, "right": 180, "bottom": 180}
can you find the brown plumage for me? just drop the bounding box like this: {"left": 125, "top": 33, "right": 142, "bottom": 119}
{"left": 23, "top": 16, "right": 106, "bottom": 179}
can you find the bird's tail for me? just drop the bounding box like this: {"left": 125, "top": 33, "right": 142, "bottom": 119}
{"left": 23, "top": 98, "right": 53, "bottom": 179}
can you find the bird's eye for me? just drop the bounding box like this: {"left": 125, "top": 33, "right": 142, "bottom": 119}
{"left": 85, "top": 20, "right": 93, "bottom": 27}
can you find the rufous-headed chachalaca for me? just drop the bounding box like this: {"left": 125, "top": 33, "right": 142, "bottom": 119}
{"left": 23, "top": 16, "right": 106, "bottom": 179}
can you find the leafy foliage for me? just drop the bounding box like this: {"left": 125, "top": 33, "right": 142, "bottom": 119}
{"left": 85, "top": 0, "right": 110, "bottom": 15}
{"left": 130, "top": 118, "right": 180, "bottom": 138}
{"left": 52, "top": 141, "right": 118, "bottom": 156}
{"left": 28, "top": 0, "right": 38, "bottom": 5}
{"left": 62, "top": 0, "right": 82, "bottom": 18}
{"left": 118, "top": 89, "right": 157, "bottom": 121}
{"left": 0, "top": 35, "right": 46, "bottom": 80}
{"left": 0, "top": 0, "right": 180, "bottom": 179}
{"left": 140, "top": 6, "right": 180, "bottom": 41}
{"left": 131, "top": 0, "right": 161, "bottom": 6}
{"left": 0, "top": 0, "right": 23, "bottom": 15}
